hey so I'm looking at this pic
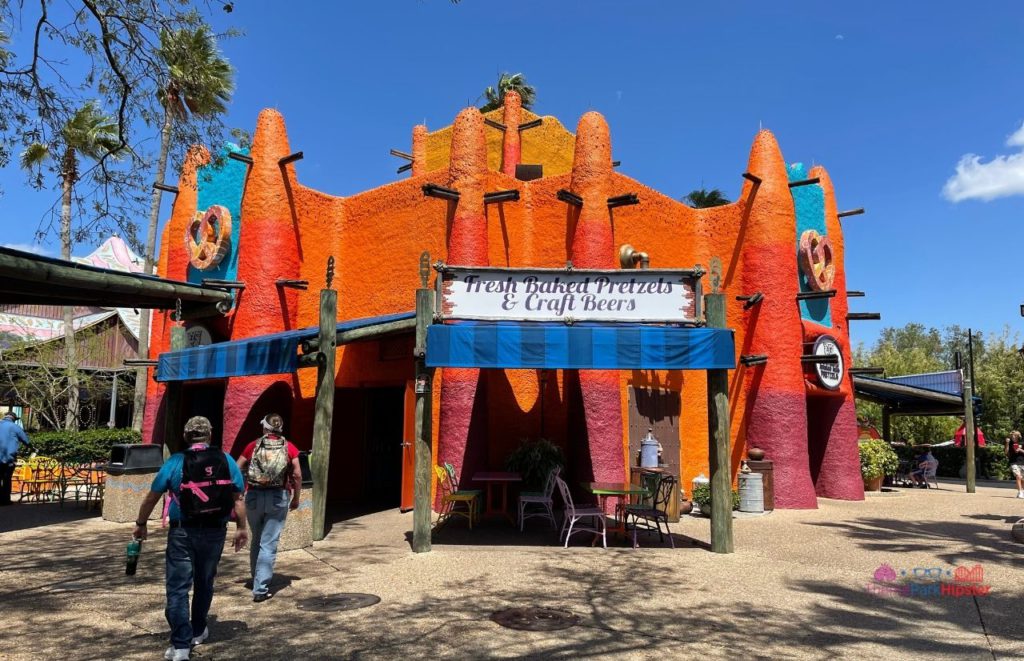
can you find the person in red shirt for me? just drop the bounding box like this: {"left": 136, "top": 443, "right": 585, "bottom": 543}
{"left": 235, "top": 413, "right": 302, "bottom": 602}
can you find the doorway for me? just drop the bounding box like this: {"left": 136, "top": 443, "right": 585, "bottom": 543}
{"left": 181, "top": 381, "right": 226, "bottom": 448}
{"left": 363, "top": 386, "right": 405, "bottom": 508}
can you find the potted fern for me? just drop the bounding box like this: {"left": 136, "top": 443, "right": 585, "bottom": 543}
{"left": 505, "top": 438, "right": 564, "bottom": 491}
{"left": 859, "top": 439, "right": 899, "bottom": 491}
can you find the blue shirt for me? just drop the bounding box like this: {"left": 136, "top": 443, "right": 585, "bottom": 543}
{"left": 151, "top": 446, "right": 245, "bottom": 522}
{"left": 0, "top": 419, "right": 30, "bottom": 464}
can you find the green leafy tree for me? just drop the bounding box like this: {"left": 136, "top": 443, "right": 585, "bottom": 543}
{"left": 132, "top": 26, "right": 235, "bottom": 431}
{"left": 479, "top": 72, "right": 536, "bottom": 113}
{"left": 682, "top": 188, "right": 730, "bottom": 208}
{"left": 20, "top": 101, "right": 121, "bottom": 430}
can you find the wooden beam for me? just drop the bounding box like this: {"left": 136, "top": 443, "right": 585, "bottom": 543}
{"left": 705, "top": 292, "right": 733, "bottom": 554}
{"left": 882, "top": 408, "right": 891, "bottom": 443}
{"left": 848, "top": 312, "right": 881, "bottom": 321}
{"left": 484, "top": 118, "right": 507, "bottom": 131}
{"left": 413, "top": 255, "right": 435, "bottom": 553}
{"left": 788, "top": 177, "right": 820, "bottom": 188}
{"left": 311, "top": 287, "right": 338, "bottom": 541}
{"left": 837, "top": 208, "right": 865, "bottom": 218}
{"left": 278, "top": 151, "right": 304, "bottom": 166}
{"left": 557, "top": 189, "right": 583, "bottom": 207}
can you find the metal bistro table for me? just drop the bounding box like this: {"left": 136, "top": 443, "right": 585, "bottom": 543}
{"left": 472, "top": 471, "right": 523, "bottom": 524}
{"left": 586, "top": 482, "right": 649, "bottom": 540}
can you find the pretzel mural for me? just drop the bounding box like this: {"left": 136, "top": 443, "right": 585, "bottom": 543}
{"left": 185, "top": 205, "right": 232, "bottom": 270}
{"left": 798, "top": 229, "right": 835, "bottom": 291}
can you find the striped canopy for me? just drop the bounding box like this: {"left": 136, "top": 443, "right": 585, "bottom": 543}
{"left": 425, "top": 322, "right": 734, "bottom": 370}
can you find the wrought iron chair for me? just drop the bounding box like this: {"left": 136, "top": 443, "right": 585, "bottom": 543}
{"left": 434, "top": 465, "right": 478, "bottom": 530}
{"left": 18, "top": 457, "right": 60, "bottom": 503}
{"left": 518, "top": 466, "right": 561, "bottom": 531}
{"left": 555, "top": 476, "right": 606, "bottom": 549}
{"left": 625, "top": 474, "right": 676, "bottom": 549}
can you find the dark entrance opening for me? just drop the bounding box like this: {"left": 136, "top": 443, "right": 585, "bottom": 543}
{"left": 326, "top": 386, "right": 405, "bottom": 521}
{"left": 181, "top": 381, "right": 226, "bottom": 447}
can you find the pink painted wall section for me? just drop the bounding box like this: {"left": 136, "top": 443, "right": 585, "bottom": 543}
{"left": 568, "top": 112, "right": 625, "bottom": 487}
{"left": 807, "top": 166, "right": 863, "bottom": 501}
{"left": 438, "top": 108, "right": 490, "bottom": 488}
{"left": 740, "top": 131, "right": 816, "bottom": 509}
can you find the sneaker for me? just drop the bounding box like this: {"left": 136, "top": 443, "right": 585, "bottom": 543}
{"left": 192, "top": 627, "right": 209, "bottom": 646}
{"left": 253, "top": 592, "right": 273, "bottom": 603}
{"left": 1016, "top": 491, "right": 1024, "bottom": 499}
{"left": 164, "top": 647, "right": 190, "bottom": 661}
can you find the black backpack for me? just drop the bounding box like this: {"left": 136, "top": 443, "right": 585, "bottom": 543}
{"left": 178, "top": 447, "right": 235, "bottom": 524}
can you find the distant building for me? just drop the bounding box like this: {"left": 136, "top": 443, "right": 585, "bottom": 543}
{"left": 0, "top": 237, "right": 142, "bottom": 428}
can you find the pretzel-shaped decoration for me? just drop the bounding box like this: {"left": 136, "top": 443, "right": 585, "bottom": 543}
{"left": 185, "top": 205, "right": 232, "bottom": 270}
{"left": 798, "top": 229, "right": 835, "bottom": 291}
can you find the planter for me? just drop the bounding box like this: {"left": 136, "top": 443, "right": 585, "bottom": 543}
{"left": 863, "top": 475, "right": 883, "bottom": 492}
{"left": 679, "top": 500, "right": 693, "bottom": 515}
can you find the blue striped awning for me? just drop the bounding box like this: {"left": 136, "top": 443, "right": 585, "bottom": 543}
{"left": 426, "top": 323, "right": 734, "bottom": 370}
{"left": 156, "top": 312, "right": 414, "bottom": 382}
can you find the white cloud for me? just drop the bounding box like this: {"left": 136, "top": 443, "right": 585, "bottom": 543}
{"left": 835, "top": 34, "right": 844, "bottom": 40}
{"left": 2, "top": 242, "right": 54, "bottom": 256}
{"left": 943, "top": 121, "right": 1024, "bottom": 202}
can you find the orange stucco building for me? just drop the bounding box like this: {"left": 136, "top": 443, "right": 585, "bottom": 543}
{"left": 145, "top": 92, "right": 864, "bottom": 511}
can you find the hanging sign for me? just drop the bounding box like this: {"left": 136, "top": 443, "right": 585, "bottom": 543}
{"left": 438, "top": 266, "right": 702, "bottom": 324}
{"left": 184, "top": 324, "right": 213, "bottom": 348}
{"left": 812, "top": 334, "right": 844, "bottom": 390}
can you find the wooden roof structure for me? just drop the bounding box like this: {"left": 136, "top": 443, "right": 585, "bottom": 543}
{"left": 0, "top": 245, "right": 232, "bottom": 316}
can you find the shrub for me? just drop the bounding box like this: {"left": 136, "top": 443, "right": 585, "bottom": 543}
{"left": 20, "top": 428, "right": 142, "bottom": 464}
{"left": 690, "top": 482, "right": 740, "bottom": 511}
{"left": 859, "top": 439, "right": 899, "bottom": 480}
{"left": 505, "top": 438, "right": 564, "bottom": 490}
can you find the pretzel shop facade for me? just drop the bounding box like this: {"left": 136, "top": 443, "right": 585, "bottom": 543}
{"left": 144, "top": 92, "right": 865, "bottom": 512}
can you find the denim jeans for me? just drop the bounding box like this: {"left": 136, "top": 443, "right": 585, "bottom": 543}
{"left": 245, "top": 489, "right": 289, "bottom": 596}
{"left": 165, "top": 526, "right": 226, "bottom": 650}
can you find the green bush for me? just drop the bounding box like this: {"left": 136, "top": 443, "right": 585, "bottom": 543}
{"left": 20, "top": 428, "right": 141, "bottom": 464}
{"left": 505, "top": 438, "right": 564, "bottom": 490}
{"left": 859, "top": 439, "right": 899, "bottom": 480}
{"left": 893, "top": 444, "right": 1011, "bottom": 480}
{"left": 691, "top": 482, "right": 740, "bottom": 512}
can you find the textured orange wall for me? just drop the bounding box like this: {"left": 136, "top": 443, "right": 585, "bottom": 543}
{"left": 144, "top": 100, "right": 861, "bottom": 508}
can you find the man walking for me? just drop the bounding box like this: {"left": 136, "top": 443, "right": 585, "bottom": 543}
{"left": 133, "top": 416, "right": 248, "bottom": 661}
{"left": 236, "top": 413, "right": 302, "bottom": 602}
{"left": 0, "top": 412, "right": 31, "bottom": 505}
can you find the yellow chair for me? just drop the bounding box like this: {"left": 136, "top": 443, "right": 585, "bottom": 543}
{"left": 19, "top": 457, "right": 59, "bottom": 502}
{"left": 434, "top": 465, "right": 478, "bottom": 530}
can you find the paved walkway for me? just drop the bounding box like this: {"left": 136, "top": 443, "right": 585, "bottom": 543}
{"left": 1, "top": 481, "right": 1021, "bottom": 660}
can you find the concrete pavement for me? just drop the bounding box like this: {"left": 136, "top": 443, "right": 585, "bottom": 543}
{"left": 0, "top": 480, "right": 1021, "bottom": 660}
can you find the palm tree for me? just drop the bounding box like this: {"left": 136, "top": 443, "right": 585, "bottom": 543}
{"left": 21, "top": 101, "right": 121, "bottom": 430}
{"left": 132, "top": 26, "right": 234, "bottom": 431}
{"left": 682, "top": 188, "right": 730, "bottom": 208}
{"left": 479, "top": 72, "right": 536, "bottom": 113}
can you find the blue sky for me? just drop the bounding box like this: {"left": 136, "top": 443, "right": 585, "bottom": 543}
{"left": 2, "top": 1, "right": 1023, "bottom": 350}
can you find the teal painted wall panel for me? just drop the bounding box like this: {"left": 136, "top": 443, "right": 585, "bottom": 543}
{"left": 788, "top": 162, "right": 831, "bottom": 327}
{"left": 187, "top": 144, "right": 249, "bottom": 288}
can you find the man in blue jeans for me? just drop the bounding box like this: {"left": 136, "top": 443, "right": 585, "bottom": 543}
{"left": 133, "top": 417, "right": 248, "bottom": 661}
{"left": 236, "top": 413, "right": 302, "bottom": 602}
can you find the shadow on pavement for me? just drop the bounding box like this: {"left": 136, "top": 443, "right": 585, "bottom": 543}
{"left": 0, "top": 501, "right": 100, "bottom": 533}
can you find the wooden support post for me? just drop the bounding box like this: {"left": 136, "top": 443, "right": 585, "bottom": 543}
{"left": 882, "top": 408, "right": 891, "bottom": 443}
{"left": 412, "top": 253, "right": 436, "bottom": 554}
{"left": 704, "top": 293, "right": 734, "bottom": 554}
{"left": 311, "top": 285, "right": 338, "bottom": 541}
{"left": 963, "top": 335, "right": 977, "bottom": 494}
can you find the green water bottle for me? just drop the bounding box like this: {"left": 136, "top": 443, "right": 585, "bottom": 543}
{"left": 125, "top": 539, "right": 142, "bottom": 576}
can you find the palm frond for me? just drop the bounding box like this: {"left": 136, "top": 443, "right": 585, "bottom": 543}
{"left": 158, "top": 26, "right": 235, "bottom": 119}
{"left": 19, "top": 142, "right": 51, "bottom": 170}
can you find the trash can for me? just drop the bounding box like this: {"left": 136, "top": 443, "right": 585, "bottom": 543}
{"left": 746, "top": 460, "right": 774, "bottom": 511}
{"left": 738, "top": 471, "right": 764, "bottom": 513}
{"left": 278, "top": 450, "right": 314, "bottom": 551}
{"left": 102, "top": 444, "right": 165, "bottom": 523}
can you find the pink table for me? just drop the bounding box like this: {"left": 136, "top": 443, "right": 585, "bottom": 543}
{"left": 472, "top": 471, "right": 522, "bottom": 524}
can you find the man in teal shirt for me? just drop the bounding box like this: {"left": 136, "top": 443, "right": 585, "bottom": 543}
{"left": 0, "top": 412, "right": 31, "bottom": 505}
{"left": 134, "top": 416, "right": 248, "bottom": 661}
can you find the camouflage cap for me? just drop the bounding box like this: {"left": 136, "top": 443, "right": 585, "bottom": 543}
{"left": 183, "top": 416, "right": 213, "bottom": 442}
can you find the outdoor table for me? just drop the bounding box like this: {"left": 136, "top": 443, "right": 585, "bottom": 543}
{"left": 472, "top": 471, "right": 522, "bottom": 524}
{"left": 586, "top": 482, "right": 650, "bottom": 539}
